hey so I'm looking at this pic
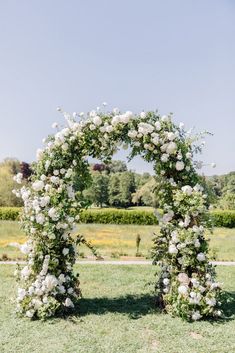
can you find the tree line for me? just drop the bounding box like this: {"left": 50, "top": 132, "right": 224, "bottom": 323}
{"left": 0, "top": 158, "right": 234, "bottom": 209}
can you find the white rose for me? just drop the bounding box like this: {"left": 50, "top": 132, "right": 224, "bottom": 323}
{"left": 206, "top": 298, "right": 216, "bottom": 306}
{"left": 176, "top": 161, "right": 185, "bottom": 171}
{"left": 163, "top": 278, "right": 170, "bottom": 286}
{"left": 93, "top": 115, "right": 102, "bottom": 126}
{"left": 40, "top": 196, "right": 50, "bottom": 207}
{"left": 64, "top": 297, "right": 74, "bottom": 308}
{"left": 166, "top": 142, "right": 177, "bottom": 154}
{"left": 44, "top": 274, "right": 58, "bottom": 291}
{"left": 181, "top": 185, "right": 193, "bottom": 195}
{"left": 154, "top": 121, "right": 161, "bottom": 131}
{"left": 26, "top": 310, "right": 34, "bottom": 318}
{"left": 36, "top": 148, "right": 44, "bottom": 161}
{"left": 48, "top": 207, "right": 59, "bottom": 221}
{"left": 36, "top": 213, "right": 45, "bottom": 224}
{"left": 168, "top": 244, "right": 178, "bottom": 254}
{"left": 192, "top": 311, "right": 202, "bottom": 321}
{"left": 178, "top": 285, "right": 188, "bottom": 295}
{"left": 197, "top": 253, "right": 206, "bottom": 262}
{"left": 161, "top": 153, "right": 169, "bottom": 163}
{"left": 167, "top": 132, "right": 176, "bottom": 141}
{"left": 140, "top": 111, "right": 146, "bottom": 118}
{"left": 32, "top": 180, "right": 44, "bottom": 191}
{"left": 20, "top": 241, "right": 32, "bottom": 254}
{"left": 161, "top": 115, "right": 170, "bottom": 122}
{"left": 62, "top": 248, "right": 69, "bottom": 256}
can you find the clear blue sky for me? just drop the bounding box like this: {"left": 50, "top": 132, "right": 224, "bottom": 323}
{"left": 0, "top": 0, "right": 234, "bottom": 175}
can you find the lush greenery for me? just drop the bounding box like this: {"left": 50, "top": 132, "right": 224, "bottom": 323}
{"left": 0, "top": 264, "right": 234, "bottom": 353}
{"left": 1, "top": 207, "right": 235, "bottom": 228}
{"left": 1, "top": 221, "right": 235, "bottom": 262}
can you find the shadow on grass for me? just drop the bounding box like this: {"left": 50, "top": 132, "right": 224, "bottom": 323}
{"left": 219, "top": 291, "right": 235, "bottom": 319}
{"left": 59, "top": 291, "right": 235, "bottom": 323}
{"left": 73, "top": 293, "right": 156, "bottom": 319}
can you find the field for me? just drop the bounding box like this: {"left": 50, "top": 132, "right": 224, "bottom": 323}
{"left": 0, "top": 221, "right": 235, "bottom": 261}
{"left": 0, "top": 264, "right": 234, "bottom": 353}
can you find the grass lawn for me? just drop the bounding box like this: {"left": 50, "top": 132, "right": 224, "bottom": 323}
{"left": 0, "top": 221, "right": 235, "bottom": 261}
{"left": 0, "top": 264, "right": 234, "bottom": 353}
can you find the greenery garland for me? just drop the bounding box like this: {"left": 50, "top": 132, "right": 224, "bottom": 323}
{"left": 13, "top": 107, "right": 222, "bottom": 320}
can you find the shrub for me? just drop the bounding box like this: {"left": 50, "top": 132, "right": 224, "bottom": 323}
{"left": 0, "top": 207, "right": 21, "bottom": 220}
{"left": 0, "top": 207, "right": 235, "bottom": 228}
{"left": 79, "top": 208, "right": 159, "bottom": 225}
{"left": 210, "top": 210, "right": 235, "bottom": 228}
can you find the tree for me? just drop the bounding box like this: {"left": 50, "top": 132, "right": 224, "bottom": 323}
{"left": 108, "top": 160, "right": 127, "bottom": 173}
{"left": 119, "top": 172, "right": 136, "bottom": 207}
{"left": 84, "top": 172, "right": 109, "bottom": 207}
{"left": 0, "top": 159, "right": 23, "bottom": 206}
{"left": 132, "top": 177, "right": 156, "bottom": 206}
{"left": 108, "top": 174, "right": 121, "bottom": 207}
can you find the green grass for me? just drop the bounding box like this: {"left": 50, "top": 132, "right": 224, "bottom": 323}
{"left": 0, "top": 221, "right": 235, "bottom": 261}
{"left": 0, "top": 264, "right": 234, "bottom": 353}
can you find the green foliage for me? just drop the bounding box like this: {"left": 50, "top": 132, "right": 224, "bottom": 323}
{"left": 1, "top": 207, "right": 235, "bottom": 228}
{"left": 0, "top": 207, "right": 21, "bottom": 220}
{"left": 79, "top": 208, "right": 159, "bottom": 225}
{"left": 211, "top": 210, "right": 235, "bottom": 228}
{"left": 0, "top": 159, "right": 23, "bottom": 207}
{"left": 83, "top": 172, "right": 109, "bottom": 207}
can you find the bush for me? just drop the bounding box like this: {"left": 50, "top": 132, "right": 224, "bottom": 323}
{"left": 0, "top": 207, "right": 21, "bottom": 220}
{"left": 79, "top": 208, "right": 158, "bottom": 225}
{"left": 0, "top": 207, "right": 235, "bottom": 228}
{"left": 210, "top": 210, "right": 235, "bottom": 228}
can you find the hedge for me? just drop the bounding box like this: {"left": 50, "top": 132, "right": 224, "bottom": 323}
{"left": 0, "top": 207, "right": 235, "bottom": 228}
{"left": 0, "top": 207, "right": 21, "bottom": 221}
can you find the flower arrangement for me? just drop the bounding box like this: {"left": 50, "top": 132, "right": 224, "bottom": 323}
{"left": 13, "top": 106, "right": 221, "bottom": 320}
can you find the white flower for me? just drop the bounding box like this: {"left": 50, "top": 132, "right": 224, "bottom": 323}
{"left": 36, "top": 148, "right": 44, "bottom": 161}
{"left": 193, "top": 184, "right": 203, "bottom": 192}
{"left": 206, "top": 298, "right": 216, "bottom": 306}
{"left": 166, "top": 142, "right": 177, "bottom": 154}
{"left": 178, "top": 273, "right": 189, "bottom": 284}
{"left": 26, "top": 310, "right": 34, "bottom": 318}
{"left": 20, "top": 241, "right": 32, "bottom": 254}
{"left": 140, "top": 111, "right": 146, "bottom": 118}
{"left": 192, "top": 311, "right": 202, "bottom": 321}
{"left": 128, "top": 130, "right": 137, "bottom": 138}
{"left": 102, "top": 102, "right": 107, "bottom": 107}
{"left": 64, "top": 297, "right": 74, "bottom": 308}
{"left": 32, "top": 180, "right": 44, "bottom": 191}
{"left": 194, "top": 239, "right": 200, "bottom": 248}
{"left": 58, "top": 274, "right": 66, "bottom": 283}
{"left": 17, "top": 288, "right": 26, "bottom": 301}
{"left": 168, "top": 244, "right": 178, "bottom": 254}
{"left": 93, "top": 115, "right": 102, "bottom": 126}
{"left": 36, "top": 213, "right": 45, "bottom": 225}
{"left": 48, "top": 207, "right": 59, "bottom": 221}
{"left": 167, "top": 132, "right": 176, "bottom": 141}
{"left": 161, "top": 115, "right": 170, "bottom": 122}
{"left": 65, "top": 169, "right": 73, "bottom": 178}
{"left": 178, "top": 285, "right": 188, "bottom": 295}
{"left": 181, "top": 185, "right": 193, "bottom": 195}
{"left": 44, "top": 274, "right": 58, "bottom": 291}
{"left": 162, "top": 210, "right": 174, "bottom": 223}
{"left": 163, "top": 278, "right": 170, "bottom": 286}
{"left": 40, "top": 196, "right": 50, "bottom": 207}
{"left": 13, "top": 172, "right": 23, "bottom": 184}
{"left": 62, "top": 248, "right": 69, "bottom": 256}
{"left": 52, "top": 122, "right": 58, "bottom": 129}
{"left": 154, "top": 121, "right": 161, "bottom": 131}
{"left": 161, "top": 153, "right": 169, "bottom": 163}
{"left": 176, "top": 161, "right": 185, "bottom": 171}
{"left": 211, "top": 163, "right": 216, "bottom": 168}
{"left": 21, "top": 266, "right": 31, "bottom": 278}
{"left": 197, "top": 253, "right": 206, "bottom": 262}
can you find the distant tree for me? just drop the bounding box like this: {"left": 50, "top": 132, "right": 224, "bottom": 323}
{"left": 132, "top": 177, "right": 156, "bottom": 206}
{"left": 219, "top": 192, "right": 235, "bottom": 210}
{"left": 20, "top": 162, "right": 32, "bottom": 180}
{"left": 84, "top": 172, "right": 109, "bottom": 207}
{"left": 119, "top": 172, "right": 136, "bottom": 207}
{"left": 108, "top": 174, "right": 121, "bottom": 207}
{"left": 0, "top": 159, "right": 23, "bottom": 206}
{"left": 92, "top": 163, "right": 108, "bottom": 173}
{"left": 108, "top": 160, "right": 127, "bottom": 173}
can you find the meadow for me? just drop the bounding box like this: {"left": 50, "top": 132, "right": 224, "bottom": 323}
{"left": 0, "top": 220, "right": 235, "bottom": 261}
{"left": 0, "top": 264, "right": 234, "bottom": 353}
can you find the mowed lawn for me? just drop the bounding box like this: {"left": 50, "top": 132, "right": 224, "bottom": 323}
{"left": 0, "top": 221, "right": 235, "bottom": 261}
{"left": 0, "top": 264, "right": 235, "bottom": 353}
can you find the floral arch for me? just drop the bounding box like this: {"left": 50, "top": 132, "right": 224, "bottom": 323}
{"left": 14, "top": 107, "right": 221, "bottom": 321}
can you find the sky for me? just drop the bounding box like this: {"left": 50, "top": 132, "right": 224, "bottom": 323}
{"left": 0, "top": 0, "right": 234, "bottom": 176}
